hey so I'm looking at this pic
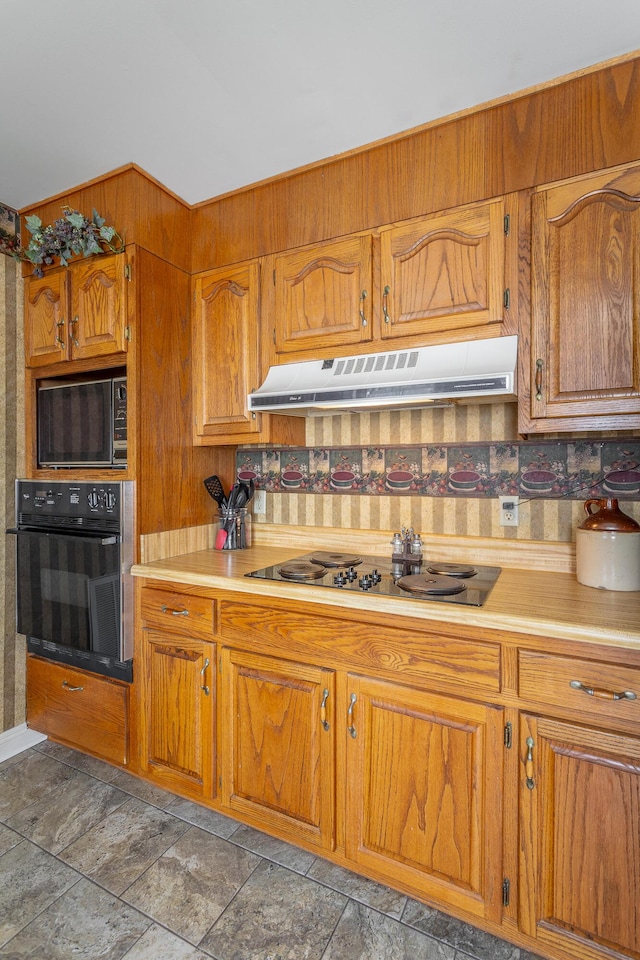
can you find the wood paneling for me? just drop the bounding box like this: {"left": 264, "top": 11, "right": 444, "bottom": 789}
{"left": 191, "top": 56, "right": 640, "bottom": 274}
{"left": 19, "top": 165, "right": 192, "bottom": 274}
{"left": 487, "top": 58, "right": 640, "bottom": 195}
{"left": 132, "top": 247, "right": 236, "bottom": 536}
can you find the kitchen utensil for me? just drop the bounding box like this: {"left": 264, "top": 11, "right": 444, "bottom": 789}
{"left": 204, "top": 475, "right": 227, "bottom": 507}
{"left": 576, "top": 497, "right": 640, "bottom": 591}
{"left": 215, "top": 527, "right": 228, "bottom": 550}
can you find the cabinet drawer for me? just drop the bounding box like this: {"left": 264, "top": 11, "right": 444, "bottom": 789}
{"left": 220, "top": 600, "right": 501, "bottom": 693}
{"left": 27, "top": 656, "right": 128, "bottom": 765}
{"left": 141, "top": 587, "right": 215, "bottom": 637}
{"left": 518, "top": 650, "right": 640, "bottom": 724}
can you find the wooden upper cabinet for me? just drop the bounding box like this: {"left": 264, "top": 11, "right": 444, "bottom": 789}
{"left": 192, "top": 260, "right": 262, "bottom": 443}
{"left": 527, "top": 161, "right": 640, "bottom": 428}
{"left": 274, "top": 234, "right": 373, "bottom": 355}
{"left": 24, "top": 253, "right": 128, "bottom": 367}
{"left": 192, "top": 260, "right": 304, "bottom": 446}
{"left": 24, "top": 269, "right": 69, "bottom": 366}
{"left": 68, "top": 254, "right": 128, "bottom": 359}
{"left": 379, "top": 198, "right": 507, "bottom": 342}
{"left": 520, "top": 713, "right": 640, "bottom": 960}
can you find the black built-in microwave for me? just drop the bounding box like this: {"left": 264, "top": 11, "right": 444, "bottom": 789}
{"left": 37, "top": 376, "right": 127, "bottom": 468}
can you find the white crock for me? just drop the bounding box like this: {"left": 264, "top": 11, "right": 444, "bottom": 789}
{"left": 576, "top": 528, "right": 640, "bottom": 591}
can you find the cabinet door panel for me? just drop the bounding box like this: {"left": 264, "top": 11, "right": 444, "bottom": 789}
{"left": 143, "top": 632, "right": 216, "bottom": 797}
{"left": 192, "top": 261, "right": 262, "bottom": 441}
{"left": 380, "top": 198, "right": 506, "bottom": 341}
{"left": 520, "top": 714, "right": 640, "bottom": 960}
{"left": 222, "top": 648, "right": 335, "bottom": 849}
{"left": 274, "top": 235, "right": 372, "bottom": 354}
{"left": 24, "top": 271, "right": 69, "bottom": 366}
{"left": 70, "top": 255, "right": 127, "bottom": 358}
{"left": 530, "top": 162, "right": 640, "bottom": 422}
{"left": 346, "top": 675, "right": 503, "bottom": 921}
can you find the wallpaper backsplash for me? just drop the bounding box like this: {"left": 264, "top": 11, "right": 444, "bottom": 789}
{"left": 236, "top": 404, "right": 640, "bottom": 543}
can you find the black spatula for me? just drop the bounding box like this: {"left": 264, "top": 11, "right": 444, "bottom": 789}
{"left": 203, "top": 475, "right": 227, "bottom": 507}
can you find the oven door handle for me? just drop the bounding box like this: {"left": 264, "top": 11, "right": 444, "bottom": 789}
{"left": 7, "top": 527, "right": 120, "bottom": 546}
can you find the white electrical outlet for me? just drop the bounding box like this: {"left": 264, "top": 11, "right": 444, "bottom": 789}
{"left": 499, "top": 495, "right": 519, "bottom": 527}
{"left": 253, "top": 489, "right": 267, "bottom": 515}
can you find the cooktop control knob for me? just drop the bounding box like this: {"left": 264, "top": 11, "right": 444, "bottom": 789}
{"left": 333, "top": 572, "right": 347, "bottom": 586}
{"left": 346, "top": 566, "right": 358, "bottom": 582}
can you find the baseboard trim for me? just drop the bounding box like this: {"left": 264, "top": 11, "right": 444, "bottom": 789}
{"left": 0, "top": 723, "right": 47, "bottom": 762}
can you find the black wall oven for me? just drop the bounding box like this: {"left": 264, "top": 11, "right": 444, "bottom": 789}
{"left": 10, "top": 480, "right": 135, "bottom": 681}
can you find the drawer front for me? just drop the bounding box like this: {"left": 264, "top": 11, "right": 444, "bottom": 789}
{"left": 141, "top": 587, "right": 215, "bottom": 637}
{"left": 27, "top": 656, "right": 128, "bottom": 765}
{"left": 220, "top": 600, "right": 501, "bottom": 694}
{"left": 519, "top": 650, "right": 640, "bottom": 724}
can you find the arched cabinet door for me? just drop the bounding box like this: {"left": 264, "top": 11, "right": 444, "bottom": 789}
{"left": 69, "top": 253, "right": 128, "bottom": 359}
{"left": 24, "top": 269, "right": 69, "bottom": 366}
{"left": 379, "top": 197, "right": 507, "bottom": 341}
{"left": 529, "top": 161, "right": 640, "bottom": 428}
{"left": 192, "top": 260, "right": 261, "bottom": 442}
{"left": 274, "top": 234, "right": 373, "bottom": 355}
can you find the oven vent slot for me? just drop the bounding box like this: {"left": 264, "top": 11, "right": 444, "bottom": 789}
{"left": 89, "top": 573, "right": 120, "bottom": 659}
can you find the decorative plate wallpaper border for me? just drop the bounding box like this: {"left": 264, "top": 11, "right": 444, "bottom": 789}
{"left": 236, "top": 439, "right": 640, "bottom": 500}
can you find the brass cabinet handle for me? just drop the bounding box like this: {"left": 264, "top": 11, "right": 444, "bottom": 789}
{"left": 382, "top": 285, "right": 391, "bottom": 324}
{"left": 62, "top": 680, "right": 83, "bottom": 692}
{"left": 569, "top": 679, "right": 637, "bottom": 702}
{"left": 200, "top": 657, "right": 210, "bottom": 696}
{"left": 320, "top": 688, "right": 330, "bottom": 731}
{"left": 161, "top": 605, "right": 189, "bottom": 616}
{"left": 359, "top": 290, "right": 368, "bottom": 327}
{"left": 55, "top": 319, "right": 65, "bottom": 347}
{"left": 347, "top": 692, "right": 357, "bottom": 738}
{"left": 70, "top": 315, "right": 80, "bottom": 348}
{"left": 535, "top": 358, "right": 544, "bottom": 401}
{"left": 525, "top": 736, "right": 535, "bottom": 790}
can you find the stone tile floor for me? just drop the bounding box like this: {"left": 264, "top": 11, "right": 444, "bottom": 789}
{"left": 0, "top": 741, "right": 545, "bottom": 959}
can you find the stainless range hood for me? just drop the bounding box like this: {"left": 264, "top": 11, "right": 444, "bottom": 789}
{"left": 248, "top": 335, "right": 517, "bottom": 416}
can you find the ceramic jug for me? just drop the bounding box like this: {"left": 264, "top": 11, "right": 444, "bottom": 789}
{"left": 576, "top": 498, "right": 640, "bottom": 591}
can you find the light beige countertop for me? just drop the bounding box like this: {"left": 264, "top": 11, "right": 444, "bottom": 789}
{"left": 132, "top": 539, "right": 640, "bottom": 651}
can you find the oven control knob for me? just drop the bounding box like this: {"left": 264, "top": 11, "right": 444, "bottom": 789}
{"left": 105, "top": 491, "right": 117, "bottom": 510}
{"left": 88, "top": 491, "right": 100, "bottom": 509}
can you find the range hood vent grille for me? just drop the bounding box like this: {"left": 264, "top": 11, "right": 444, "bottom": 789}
{"left": 248, "top": 335, "right": 517, "bottom": 416}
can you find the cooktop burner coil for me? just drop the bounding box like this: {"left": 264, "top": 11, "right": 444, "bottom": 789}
{"left": 309, "top": 551, "right": 363, "bottom": 568}
{"left": 396, "top": 573, "right": 467, "bottom": 596}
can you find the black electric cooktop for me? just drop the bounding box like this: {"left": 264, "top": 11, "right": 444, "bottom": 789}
{"left": 245, "top": 551, "right": 501, "bottom": 607}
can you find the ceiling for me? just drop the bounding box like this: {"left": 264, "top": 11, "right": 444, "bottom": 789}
{"left": 2, "top": 1, "right": 640, "bottom": 212}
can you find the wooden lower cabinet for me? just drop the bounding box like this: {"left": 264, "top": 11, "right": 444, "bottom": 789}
{"left": 220, "top": 647, "right": 335, "bottom": 850}
{"left": 345, "top": 674, "right": 504, "bottom": 923}
{"left": 139, "top": 631, "right": 216, "bottom": 798}
{"left": 519, "top": 713, "right": 640, "bottom": 960}
{"left": 27, "top": 655, "right": 128, "bottom": 766}
{"left": 132, "top": 582, "right": 640, "bottom": 960}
